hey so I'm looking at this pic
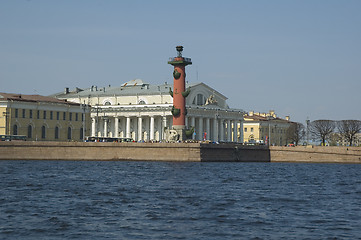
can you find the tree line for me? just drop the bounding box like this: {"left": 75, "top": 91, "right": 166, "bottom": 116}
{"left": 287, "top": 120, "right": 361, "bottom": 146}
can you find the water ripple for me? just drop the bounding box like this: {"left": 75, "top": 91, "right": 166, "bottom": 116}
{"left": 0, "top": 161, "right": 361, "bottom": 239}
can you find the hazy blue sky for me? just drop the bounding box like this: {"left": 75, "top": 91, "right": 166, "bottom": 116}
{"left": 1, "top": 0, "right": 360, "bottom": 123}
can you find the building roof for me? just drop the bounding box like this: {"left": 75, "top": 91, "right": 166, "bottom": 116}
{"left": 0, "top": 92, "right": 80, "bottom": 106}
{"left": 244, "top": 114, "right": 270, "bottom": 121}
{"left": 244, "top": 111, "right": 293, "bottom": 123}
{"left": 50, "top": 79, "right": 228, "bottom": 100}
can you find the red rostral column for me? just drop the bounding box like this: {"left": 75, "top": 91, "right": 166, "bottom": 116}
{"left": 168, "top": 46, "right": 192, "bottom": 136}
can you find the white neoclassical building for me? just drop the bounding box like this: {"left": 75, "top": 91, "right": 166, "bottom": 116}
{"left": 53, "top": 79, "right": 244, "bottom": 142}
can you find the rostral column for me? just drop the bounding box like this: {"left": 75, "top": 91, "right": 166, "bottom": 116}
{"left": 168, "top": 46, "right": 192, "bottom": 140}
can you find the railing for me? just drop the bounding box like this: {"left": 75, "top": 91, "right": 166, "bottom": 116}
{"left": 168, "top": 57, "right": 192, "bottom": 62}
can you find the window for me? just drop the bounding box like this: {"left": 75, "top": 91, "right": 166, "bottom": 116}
{"left": 55, "top": 126, "right": 59, "bottom": 139}
{"left": 13, "top": 124, "right": 18, "bottom": 135}
{"left": 69, "top": 113, "right": 72, "bottom": 121}
{"left": 244, "top": 128, "right": 248, "bottom": 132}
{"left": 63, "top": 112, "right": 66, "bottom": 120}
{"left": 56, "top": 112, "right": 60, "bottom": 120}
{"left": 81, "top": 113, "right": 84, "bottom": 122}
{"left": 27, "top": 125, "right": 32, "bottom": 138}
{"left": 249, "top": 134, "right": 255, "bottom": 142}
{"left": 67, "top": 127, "right": 72, "bottom": 140}
{"left": 29, "top": 110, "right": 33, "bottom": 119}
{"left": 196, "top": 94, "right": 204, "bottom": 106}
{"left": 41, "top": 126, "right": 46, "bottom": 139}
{"left": 22, "top": 109, "right": 26, "bottom": 118}
{"left": 37, "top": 110, "right": 40, "bottom": 119}
{"left": 43, "top": 111, "right": 46, "bottom": 119}
{"left": 75, "top": 113, "right": 78, "bottom": 121}
{"left": 50, "top": 111, "right": 53, "bottom": 120}
{"left": 15, "top": 109, "right": 18, "bottom": 118}
{"left": 251, "top": 127, "right": 254, "bottom": 132}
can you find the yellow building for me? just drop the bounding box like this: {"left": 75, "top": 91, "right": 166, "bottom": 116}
{"left": 330, "top": 132, "right": 361, "bottom": 147}
{"left": 242, "top": 110, "right": 294, "bottom": 146}
{"left": 0, "top": 93, "right": 91, "bottom": 141}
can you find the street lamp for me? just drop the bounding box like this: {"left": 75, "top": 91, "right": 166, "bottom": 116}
{"left": 81, "top": 101, "right": 88, "bottom": 141}
{"left": 306, "top": 118, "right": 310, "bottom": 145}
{"left": 267, "top": 116, "right": 272, "bottom": 146}
{"left": 274, "top": 124, "right": 278, "bottom": 146}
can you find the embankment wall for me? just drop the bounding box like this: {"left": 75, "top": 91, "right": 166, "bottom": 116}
{"left": 0, "top": 141, "right": 201, "bottom": 161}
{"left": 200, "top": 143, "right": 270, "bottom": 162}
{"left": 0, "top": 142, "right": 269, "bottom": 162}
{"left": 0, "top": 142, "right": 361, "bottom": 163}
{"left": 270, "top": 146, "right": 361, "bottom": 163}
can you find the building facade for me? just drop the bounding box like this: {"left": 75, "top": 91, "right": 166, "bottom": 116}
{"left": 0, "top": 93, "right": 91, "bottom": 141}
{"left": 53, "top": 79, "right": 244, "bottom": 142}
{"left": 329, "top": 132, "right": 361, "bottom": 147}
{"left": 243, "top": 110, "right": 294, "bottom": 146}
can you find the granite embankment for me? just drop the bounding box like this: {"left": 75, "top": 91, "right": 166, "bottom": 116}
{"left": 0, "top": 141, "right": 360, "bottom": 163}
{"left": 270, "top": 146, "right": 361, "bottom": 163}
{"left": 0, "top": 141, "right": 201, "bottom": 161}
{"left": 0, "top": 141, "right": 269, "bottom": 162}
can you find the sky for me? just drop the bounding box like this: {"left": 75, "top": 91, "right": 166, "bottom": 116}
{"left": 1, "top": 0, "right": 360, "bottom": 124}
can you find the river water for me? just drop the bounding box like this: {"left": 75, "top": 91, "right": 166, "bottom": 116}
{"left": 0, "top": 160, "right": 361, "bottom": 239}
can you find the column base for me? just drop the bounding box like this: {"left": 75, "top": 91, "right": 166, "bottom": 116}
{"left": 166, "top": 125, "right": 186, "bottom": 142}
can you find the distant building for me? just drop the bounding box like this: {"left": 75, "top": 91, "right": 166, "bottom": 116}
{"left": 0, "top": 93, "right": 91, "bottom": 141}
{"left": 329, "top": 132, "right": 361, "bottom": 146}
{"left": 52, "top": 79, "right": 245, "bottom": 142}
{"left": 243, "top": 110, "right": 294, "bottom": 146}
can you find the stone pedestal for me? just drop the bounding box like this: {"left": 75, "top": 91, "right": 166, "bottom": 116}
{"left": 173, "top": 125, "right": 186, "bottom": 141}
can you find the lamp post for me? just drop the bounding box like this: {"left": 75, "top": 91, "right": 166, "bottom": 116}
{"left": 81, "top": 101, "right": 88, "bottom": 141}
{"left": 96, "top": 106, "right": 100, "bottom": 137}
{"left": 267, "top": 116, "right": 272, "bottom": 146}
{"left": 306, "top": 118, "right": 310, "bottom": 145}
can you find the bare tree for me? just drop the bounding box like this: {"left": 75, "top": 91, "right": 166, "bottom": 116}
{"left": 309, "top": 120, "right": 335, "bottom": 146}
{"left": 287, "top": 122, "right": 305, "bottom": 145}
{"left": 328, "top": 133, "right": 342, "bottom": 146}
{"left": 337, "top": 120, "right": 361, "bottom": 146}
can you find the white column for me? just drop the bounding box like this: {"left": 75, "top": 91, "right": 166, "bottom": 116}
{"left": 91, "top": 117, "right": 96, "bottom": 137}
{"left": 126, "top": 117, "right": 131, "bottom": 138}
{"left": 114, "top": 117, "right": 119, "bottom": 138}
{"left": 138, "top": 117, "right": 142, "bottom": 141}
{"left": 157, "top": 117, "right": 162, "bottom": 141}
{"left": 162, "top": 116, "right": 167, "bottom": 128}
{"left": 191, "top": 116, "right": 196, "bottom": 140}
{"left": 239, "top": 120, "right": 244, "bottom": 143}
{"left": 205, "top": 118, "right": 210, "bottom": 140}
{"left": 233, "top": 120, "right": 238, "bottom": 142}
{"left": 213, "top": 118, "right": 218, "bottom": 142}
{"left": 96, "top": 117, "right": 100, "bottom": 137}
{"left": 162, "top": 116, "right": 167, "bottom": 141}
{"left": 150, "top": 116, "right": 155, "bottom": 141}
{"left": 185, "top": 116, "right": 188, "bottom": 128}
{"left": 104, "top": 118, "right": 108, "bottom": 137}
{"left": 220, "top": 119, "right": 224, "bottom": 142}
{"left": 197, "top": 117, "right": 202, "bottom": 141}
{"left": 227, "top": 119, "right": 231, "bottom": 142}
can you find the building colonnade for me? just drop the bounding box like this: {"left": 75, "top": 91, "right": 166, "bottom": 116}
{"left": 91, "top": 108, "right": 243, "bottom": 142}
